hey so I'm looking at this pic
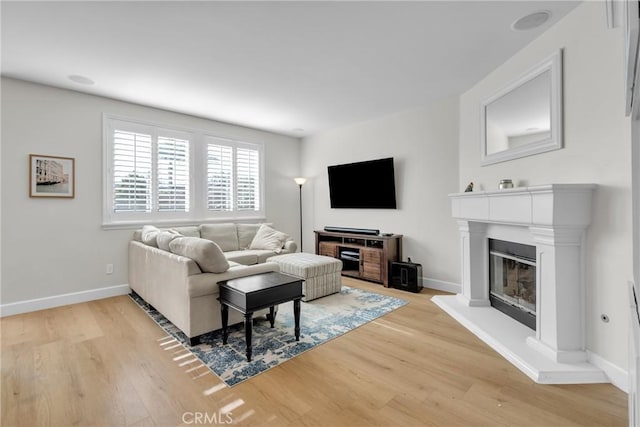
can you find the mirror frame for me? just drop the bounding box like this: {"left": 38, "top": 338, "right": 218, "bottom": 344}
{"left": 480, "top": 49, "right": 563, "bottom": 166}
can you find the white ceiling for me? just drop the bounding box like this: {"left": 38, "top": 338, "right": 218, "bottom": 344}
{"left": 1, "top": 1, "right": 580, "bottom": 137}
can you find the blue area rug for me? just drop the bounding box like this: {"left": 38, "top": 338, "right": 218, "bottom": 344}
{"left": 130, "top": 286, "right": 407, "bottom": 386}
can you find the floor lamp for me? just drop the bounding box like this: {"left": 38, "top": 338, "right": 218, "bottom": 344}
{"left": 294, "top": 177, "right": 307, "bottom": 252}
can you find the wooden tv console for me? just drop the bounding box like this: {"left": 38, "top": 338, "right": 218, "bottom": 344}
{"left": 314, "top": 230, "right": 403, "bottom": 287}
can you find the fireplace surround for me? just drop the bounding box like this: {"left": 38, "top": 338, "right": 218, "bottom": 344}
{"left": 432, "top": 184, "right": 608, "bottom": 384}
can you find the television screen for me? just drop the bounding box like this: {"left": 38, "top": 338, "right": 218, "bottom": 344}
{"left": 327, "top": 157, "right": 397, "bottom": 209}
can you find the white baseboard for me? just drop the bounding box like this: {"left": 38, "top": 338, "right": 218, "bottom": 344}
{"left": 423, "top": 277, "right": 461, "bottom": 294}
{"left": 0, "top": 284, "right": 131, "bottom": 317}
{"left": 587, "top": 350, "right": 629, "bottom": 393}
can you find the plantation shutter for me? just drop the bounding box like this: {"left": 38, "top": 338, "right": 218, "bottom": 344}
{"left": 112, "top": 130, "right": 152, "bottom": 212}
{"left": 236, "top": 147, "right": 260, "bottom": 211}
{"left": 105, "top": 116, "right": 264, "bottom": 225}
{"left": 157, "top": 136, "right": 190, "bottom": 212}
{"left": 207, "top": 142, "right": 233, "bottom": 211}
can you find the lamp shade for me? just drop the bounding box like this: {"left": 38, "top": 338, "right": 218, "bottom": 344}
{"left": 294, "top": 177, "right": 307, "bottom": 186}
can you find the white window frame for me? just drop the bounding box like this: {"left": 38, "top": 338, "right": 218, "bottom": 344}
{"left": 103, "top": 114, "right": 266, "bottom": 229}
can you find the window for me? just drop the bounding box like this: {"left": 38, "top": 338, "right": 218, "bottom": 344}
{"left": 236, "top": 146, "right": 261, "bottom": 211}
{"left": 112, "top": 129, "right": 152, "bottom": 213}
{"left": 104, "top": 115, "right": 264, "bottom": 227}
{"left": 157, "top": 136, "right": 190, "bottom": 212}
{"left": 206, "top": 137, "right": 262, "bottom": 214}
{"left": 206, "top": 142, "right": 233, "bottom": 212}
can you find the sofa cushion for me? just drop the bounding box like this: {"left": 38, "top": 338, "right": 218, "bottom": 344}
{"left": 141, "top": 225, "right": 161, "bottom": 247}
{"left": 170, "top": 226, "right": 200, "bottom": 238}
{"left": 225, "top": 250, "right": 279, "bottom": 265}
{"left": 237, "top": 223, "right": 273, "bottom": 249}
{"left": 169, "top": 237, "right": 230, "bottom": 273}
{"left": 254, "top": 250, "right": 282, "bottom": 264}
{"left": 200, "top": 223, "right": 239, "bottom": 252}
{"left": 157, "top": 230, "right": 181, "bottom": 251}
{"left": 225, "top": 250, "right": 259, "bottom": 265}
{"left": 249, "top": 224, "right": 290, "bottom": 253}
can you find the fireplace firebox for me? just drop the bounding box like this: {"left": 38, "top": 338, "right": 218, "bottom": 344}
{"left": 489, "top": 239, "right": 536, "bottom": 330}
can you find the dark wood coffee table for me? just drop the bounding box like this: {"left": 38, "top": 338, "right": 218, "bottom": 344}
{"left": 217, "top": 271, "right": 304, "bottom": 362}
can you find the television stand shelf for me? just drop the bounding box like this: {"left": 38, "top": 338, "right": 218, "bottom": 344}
{"left": 314, "top": 230, "right": 403, "bottom": 287}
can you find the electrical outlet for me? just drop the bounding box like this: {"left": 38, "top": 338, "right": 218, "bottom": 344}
{"left": 106, "top": 264, "right": 114, "bottom": 275}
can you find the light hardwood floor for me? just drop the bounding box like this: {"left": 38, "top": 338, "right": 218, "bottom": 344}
{"left": 1, "top": 278, "right": 628, "bottom": 426}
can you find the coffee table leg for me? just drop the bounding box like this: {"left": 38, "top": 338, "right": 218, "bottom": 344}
{"left": 268, "top": 306, "right": 276, "bottom": 327}
{"left": 221, "top": 303, "right": 229, "bottom": 344}
{"left": 245, "top": 312, "right": 253, "bottom": 362}
{"left": 294, "top": 298, "right": 301, "bottom": 341}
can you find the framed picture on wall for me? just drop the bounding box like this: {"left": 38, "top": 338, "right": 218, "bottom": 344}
{"left": 29, "top": 154, "right": 75, "bottom": 198}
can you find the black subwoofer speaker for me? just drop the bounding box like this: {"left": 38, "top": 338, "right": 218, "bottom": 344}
{"left": 389, "top": 261, "right": 423, "bottom": 293}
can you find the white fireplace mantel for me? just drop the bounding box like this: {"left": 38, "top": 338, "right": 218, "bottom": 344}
{"left": 432, "top": 184, "right": 609, "bottom": 384}
{"left": 450, "top": 184, "right": 596, "bottom": 228}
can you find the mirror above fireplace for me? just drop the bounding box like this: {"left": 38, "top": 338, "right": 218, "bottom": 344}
{"left": 480, "top": 49, "right": 563, "bottom": 166}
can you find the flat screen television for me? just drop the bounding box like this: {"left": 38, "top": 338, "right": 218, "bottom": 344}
{"left": 327, "top": 157, "right": 397, "bottom": 209}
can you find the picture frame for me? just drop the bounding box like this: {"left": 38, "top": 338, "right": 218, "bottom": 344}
{"left": 29, "top": 154, "right": 75, "bottom": 198}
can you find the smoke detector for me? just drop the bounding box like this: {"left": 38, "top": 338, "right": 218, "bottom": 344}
{"left": 511, "top": 11, "right": 551, "bottom": 31}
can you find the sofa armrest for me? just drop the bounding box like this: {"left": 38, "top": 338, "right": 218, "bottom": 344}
{"left": 129, "top": 241, "right": 202, "bottom": 296}
{"left": 282, "top": 239, "right": 297, "bottom": 254}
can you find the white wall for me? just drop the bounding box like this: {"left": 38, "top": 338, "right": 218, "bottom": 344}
{"left": 1, "top": 78, "right": 301, "bottom": 306}
{"left": 635, "top": 120, "right": 640, "bottom": 293}
{"left": 460, "top": 2, "right": 632, "bottom": 370}
{"left": 300, "top": 96, "right": 460, "bottom": 288}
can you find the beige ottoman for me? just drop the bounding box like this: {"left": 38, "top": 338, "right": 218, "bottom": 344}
{"left": 266, "top": 253, "right": 342, "bottom": 302}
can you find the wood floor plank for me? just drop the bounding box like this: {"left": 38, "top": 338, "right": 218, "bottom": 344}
{"left": 1, "top": 278, "right": 628, "bottom": 426}
{"left": 2, "top": 342, "right": 37, "bottom": 427}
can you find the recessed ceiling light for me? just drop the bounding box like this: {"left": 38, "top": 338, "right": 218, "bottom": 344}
{"left": 68, "top": 75, "right": 95, "bottom": 85}
{"left": 511, "top": 10, "right": 551, "bottom": 32}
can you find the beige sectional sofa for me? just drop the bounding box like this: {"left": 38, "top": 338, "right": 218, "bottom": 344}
{"left": 129, "top": 223, "right": 297, "bottom": 345}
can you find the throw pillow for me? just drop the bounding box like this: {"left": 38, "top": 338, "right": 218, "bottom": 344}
{"left": 141, "top": 225, "right": 161, "bottom": 247}
{"left": 157, "top": 230, "right": 181, "bottom": 251}
{"left": 237, "top": 222, "right": 273, "bottom": 249}
{"left": 169, "top": 237, "right": 230, "bottom": 273}
{"left": 249, "top": 224, "right": 290, "bottom": 253}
